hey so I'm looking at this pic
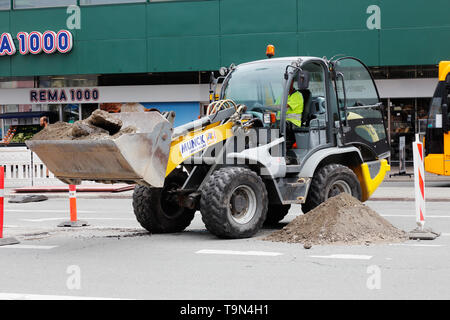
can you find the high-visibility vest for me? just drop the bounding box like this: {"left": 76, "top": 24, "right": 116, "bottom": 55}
{"left": 286, "top": 91, "right": 304, "bottom": 127}
{"left": 276, "top": 91, "right": 304, "bottom": 127}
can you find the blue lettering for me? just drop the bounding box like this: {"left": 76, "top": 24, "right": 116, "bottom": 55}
{"left": 0, "top": 34, "right": 15, "bottom": 55}
{"left": 59, "top": 90, "right": 67, "bottom": 102}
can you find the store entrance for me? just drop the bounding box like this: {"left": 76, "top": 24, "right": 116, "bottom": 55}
{"left": 382, "top": 97, "right": 431, "bottom": 166}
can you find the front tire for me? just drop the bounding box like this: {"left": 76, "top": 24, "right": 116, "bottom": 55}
{"left": 132, "top": 170, "right": 195, "bottom": 233}
{"left": 302, "top": 164, "right": 362, "bottom": 213}
{"left": 200, "top": 167, "right": 268, "bottom": 239}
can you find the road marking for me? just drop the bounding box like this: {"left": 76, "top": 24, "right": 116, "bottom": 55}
{"left": 381, "top": 214, "right": 450, "bottom": 218}
{"left": 389, "top": 243, "right": 444, "bottom": 247}
{"left": 21, "top": 217, "right": 135, "bottom": 222}
{"left": 0, "top": 244, "right": 57, "bottom": 250}
{"left": 5, "top": 209, "right": 96, "bottom": 213}
{"left": 309, "top": 254, "right": 373, "bottom": 260}
{"left": 196, "top": 249, "right": 283, "bottom": 257}
{"left": 0, "top": 292, "right": 122, "bottom": 300}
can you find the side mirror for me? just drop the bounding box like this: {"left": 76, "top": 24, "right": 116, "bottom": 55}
{"left": 297, "top": 70, "right": 310, "bottom": 90}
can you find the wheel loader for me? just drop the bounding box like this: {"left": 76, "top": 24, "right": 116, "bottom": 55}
{"left": 424, "top": 61, "right": 450, "bottom": 175}
{"left": 27, "top": 54, "right": 391, "bottom": 239}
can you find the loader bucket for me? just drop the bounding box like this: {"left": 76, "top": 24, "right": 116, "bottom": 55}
{"left": 26, "top": 112, "right": 173, "bottom": 188}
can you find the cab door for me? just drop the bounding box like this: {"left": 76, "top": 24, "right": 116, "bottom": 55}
{"left": 332, "top": 57, "right": 390, "bottom": 159}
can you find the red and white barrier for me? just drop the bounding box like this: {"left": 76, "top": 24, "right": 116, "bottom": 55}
{"left": 58, "top": 184, "right": 88, "bottom": 228}
{"left": 0, "top": 166, "right": 20, "bottom": 246}
{"left": 69, "top": 184, "right": 77, "bottom": 222}
{"left": 408, "top": 134, "right": 440, "bottom": 240}
{"left": 413, "top": 134, "right": 426, "bottom": 229}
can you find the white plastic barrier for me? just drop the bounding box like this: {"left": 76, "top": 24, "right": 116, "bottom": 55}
{"left": 0, "top": 147, "right": 32, "bottom": 188}
{"left": 0, "top": 147, "right": 64, "bottom": 187}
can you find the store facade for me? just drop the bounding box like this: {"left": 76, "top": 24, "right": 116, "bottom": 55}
{"left": 0, "top": 0, "right": 449, "bottom": 164}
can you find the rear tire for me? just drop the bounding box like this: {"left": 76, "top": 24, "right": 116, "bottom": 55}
{"left": 264, "top": 204, "right": 291, "bottom": 225}
{"left": 302, "top": 163, "right": 362, "bottom": 213}
{"left": 200, "top": 167, "right": 268, "bottom": 239}
{"left": 132, "top": 170, "right": 195, "bottom": 233}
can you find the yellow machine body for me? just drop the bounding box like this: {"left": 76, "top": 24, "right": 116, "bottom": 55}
{"left": 166, "top": 121, "right": 234, "bottom": 177}
{"left": 353, "top": 159, "right": 391, "bottom": 202}
{"left": 424, "top": 61, "right": 450, "bottom": 176}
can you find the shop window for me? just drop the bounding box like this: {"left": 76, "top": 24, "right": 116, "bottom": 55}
{"left": 14, "top": 0, "right": 76, "bottom": 9}
{"left": 63, "top": 104, "right": 79, "bottom": 123}
{"left": 0, "top": 0, "right": 10, "bottom": 10}
{"left": 39, "top": 75, "right": 98, "bottom": 88}
{"left": 5, "top": 105, "right": 19, "bottom": 113}
{"left": 389, "top": 99, "right": 416, "bottom": 163}
{"left": 81, "top": 104, "right": 99, "bottom": 120}
{"left": 18, "top": 105, "right": 32, "bottom": 112}
{"left": 80, "top": 0, "right": 145, "bottom": 5}
{"left": 0, "top": 77, "right": 34, "bottom": 89}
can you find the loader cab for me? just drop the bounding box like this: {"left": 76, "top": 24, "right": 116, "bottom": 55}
{"left": 221, "top": 56, "right": 389, "bottom": 163}
{"left": 220, "top": 58, "right": 333, "bottom": 160}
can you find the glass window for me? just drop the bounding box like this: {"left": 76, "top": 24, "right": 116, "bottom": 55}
{"left": 302, "top": 62, "right": 325, "bottom": 98}
{"left": 14, "top": 0, "right": 76, "bottom": 9}
{"left": 81, "top": 104, "right": 99, "bottom": 120}
{"left": 39, "top": 75, "right": 98, "bottom": 88}
{"left": 335, "top": 58, "right": 379, "bottom": 107}
{"left": 63, "top": 104, "right": 79, "bottom": 123}
{"left": 0, "top": 0, "right": 10, "bottom": 10}
{"left": 0, "top": 77, "right": 34, "bottom": 89}
{"left": 223, "top": 60, "right": 288, "bottom": 111}
{"left": 80, "top": 0, "right": 145, "bottom": 5}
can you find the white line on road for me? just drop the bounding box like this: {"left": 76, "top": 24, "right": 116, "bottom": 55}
{"left": 5, "top": 209, "right": 96, "bottom": 213}
{"left": 0, "top": 244, "right": 58, "bottom": 250}
{"left": 381, "top": 214, "right": 450, "bottom": 218}
{"left": 309, "top": 254, "right": 373, "bottom": 260}
{"left": 0, "top": 292, "right": 123, "bottom": 300}
{"left": 21, "top": 217, "right": 135, "bottom": 222}
{"left": 389, "top": 243, "right": 444, "bottom": 247}
{"left": 196, "top": 249, "right": 283, "bottom": 257}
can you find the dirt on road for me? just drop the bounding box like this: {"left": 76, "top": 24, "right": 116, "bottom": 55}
{"left": 31, "top": 110, "right": 137, "bottom": 141}
{"left": 264, "top": 193, "right": 407, "bottom": 246}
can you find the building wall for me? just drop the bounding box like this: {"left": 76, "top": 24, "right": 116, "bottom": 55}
{"left": 0, "top": 0, "right": 449, "bottom": 77}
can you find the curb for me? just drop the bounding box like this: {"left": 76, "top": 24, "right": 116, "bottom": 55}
{"left": 5, "top": 193, "right": 133, "bottom": 200}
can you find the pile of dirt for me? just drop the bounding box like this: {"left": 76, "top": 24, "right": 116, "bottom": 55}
{"left": 264, "top": 193, "right": 407, "bottom": 246}
{"left": 31, "top": 110, "right": 137, "bottom": 141}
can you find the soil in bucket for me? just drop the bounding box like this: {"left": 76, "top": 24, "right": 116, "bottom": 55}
{"left": 31, "top": 110, "right": 137, "bottom": 141}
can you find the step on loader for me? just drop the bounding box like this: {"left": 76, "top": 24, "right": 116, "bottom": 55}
{"left": 27, "top": 54, "right": 391, "bottom": 239}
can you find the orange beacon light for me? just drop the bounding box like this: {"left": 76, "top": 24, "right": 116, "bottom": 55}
{"left": 266, "top": 45, "right": 275, "bottom": 59}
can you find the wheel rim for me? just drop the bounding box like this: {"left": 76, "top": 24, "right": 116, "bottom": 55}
{"left": 229, "top": 185, "right": 257, "bottom": 224}
{"left": 326, "top": 179, "right": 352, "bottom": 199}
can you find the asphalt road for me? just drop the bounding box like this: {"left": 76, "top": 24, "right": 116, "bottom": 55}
{"left": 0, "top": 197, "right": 449, "bottom": 300}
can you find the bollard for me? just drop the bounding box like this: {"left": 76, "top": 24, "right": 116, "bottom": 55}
{"left": 0, "top": 166, "right": 20, "bottom": 246}
{"left": 408, "top": 134, "right": 440, "bottom": 240}
{"left": 57, "top": 185, "right": 89, "bottom": 228}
